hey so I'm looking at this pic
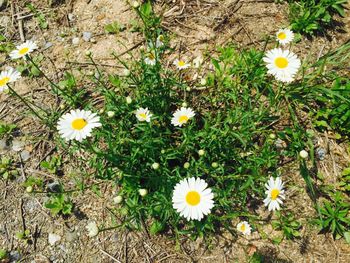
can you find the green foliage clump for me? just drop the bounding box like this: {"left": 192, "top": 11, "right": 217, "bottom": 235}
{"left": 315, "top": 192, "right": 350, "bottom": 240}
{"left": 287, "top": 0, "right": 347, "bottom": 35}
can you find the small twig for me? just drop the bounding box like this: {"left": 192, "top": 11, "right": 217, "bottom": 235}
{"left": 140, "top": 216, "right": 151, "bottom": 239}
{"left": 124, "top": 230, "right": 128, "bottom": 263}
{"left": 16, "top": 5, "right": 25, "bottom": 41}
{"left": 158, "top": 254, "right": 177, "bottom": 262}
{"left": 17, "top": 152, "right": 26, "bottom": 181}
{"left": 20, "top": 198, "right": 26, "bottom": 232}
{"left": 33, "top": 224, "right": 39, "bottom": 250}
{"left": 113, "top": 40, "right": 144, "bottom": 59}
{"left": 100, "top": 249, "right": 122, "bottom": 263}
{"left": 65, "top": 61, "right": 124, "bottom": 68}
{"left": 17, "top": 14, "right": 34, "bottom": 20}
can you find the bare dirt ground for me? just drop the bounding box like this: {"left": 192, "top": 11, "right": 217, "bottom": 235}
{"left": 1, "top": 0, "right": 350, "bottom": 262}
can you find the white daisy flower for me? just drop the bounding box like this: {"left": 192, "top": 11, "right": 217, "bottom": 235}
{"left": 135, "top": 107, "right": 152, "bottom": 122}
{"left": 174, "top": 59, "right": 190, "bottom": 70}
{"left": 57, "top": 109, "right": 101, "bottom": 142}
{"left": 263, "top": 177, "right": 285, "bottom": 211}
{"left": 171, "top": 107, "right": 195, "bottom": 127}
{"left": 276, "top": 29, "right": 294, "bottom": 46}
{"left": 0, "top": 67, "right": 21, "bottom": 92}
{"left": 9, "top": 40, "right": 38, "bottom": 59}
{"left": 86, "top": 221, "right": 99, "bottom": 237}
{"left": 156, "top": 35, "right": 165, "bottom": 48}
{"left": 172, "top": 177, "right": 214, "bottom": 221}
{"left": 237, "top": 221, "right": 252, "bottom": 236}
{"left": 144, "top": 51, "right": 156, "bottom": 65}
{"left": 263, "top": 48, "right": 301, "bottom": 83}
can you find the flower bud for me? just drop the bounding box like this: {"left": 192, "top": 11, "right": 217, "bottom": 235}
{"left": 182, "top": 102, "right": 188, "bottom": 107}
{"left": 200, "top": 78, "right": 207, "bottom": 85}
{"left": 107, "top": 111, "right": 115, "bottom": 118}
{"left": 198, "top": 149, "right": 205, "bottom": 156}
{"left": 211, "top": 162, "right": 218, "bottom": 168}
{"left": 126, "top": 96, "right": 132, "bottom": 104}
{"left": 139, "top": 189, "right": 148, "bottom": 197}
{"left": 269, "top": 133, "right": 276, "bottom": 139}
{"left": 26, "top": 186, "right": 33, "bottom": 193}
{"left": 132, "top": 1, "right": 140, "bottom": 8}
{"left": 299, "top": 150, "right": 308, "bottom": 159}
{"left": 152, "top": 162, "right": 160, "bottom": 170}
{"left": 85, "top": 50, "right": 92, "bottom": 56}
{"left": 113, "top": 195, "right": 123, "bottom": 204}
{"left": 183, "top": 162, "right": 190, "bottom": 169}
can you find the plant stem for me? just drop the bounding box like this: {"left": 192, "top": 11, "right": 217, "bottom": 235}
{"left": 7, "top": 84, "right": 44, "bottom": 121}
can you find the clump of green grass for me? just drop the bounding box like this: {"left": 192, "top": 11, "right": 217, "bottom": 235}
{"left": 286, "top": 0, "right": 347, "bottom": 35}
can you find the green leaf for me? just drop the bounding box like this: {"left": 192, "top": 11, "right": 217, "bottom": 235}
{"left": 344, "top": 232, "right": 350, "bottom": 244}
{"left": 211, "top": 58, "right": 221, "bottom": 72}
{"left": 149, "top": 220, "right": 164, "bottom": 235}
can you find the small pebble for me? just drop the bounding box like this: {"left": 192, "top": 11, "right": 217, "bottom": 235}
{"left": 47, "top": 182, "right": 61, "bottom": 193}
{"left": 316, "top": 147, "right": 327, "bottom": 160}
{"left": 274, "top": 138, "right": 285, "bottom": 149}
{"left": 9, "top": 251, "right": 21, "bottom": 261}
{"left": 82, "top": 32, "right": 92, "bottom": 42}
{"left": 72, "top": 37, "right": 80, "bottom": 45}
{"left": 0, "top": 138, "right": 9, "bottom": 151}
{"left": 48, "top": 233, "right": 61, "bottom": 246}
{"left": 68, "top": 13, "right": 75, "bottom": 21}
{"left": 20, "top": 150, "right": 30, "bottom": 161}
{"left": 0, "top": 0, "right": 7, "bottom": 10}
{"left": 12, "top": 140, "right": 25, "bottom": 152}
{"left": 44, "top": 42, "right": 53, "bottom": 49}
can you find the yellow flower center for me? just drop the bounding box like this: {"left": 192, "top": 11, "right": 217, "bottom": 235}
{"left": 186, "top": 191, "right": 200, "bottom": 206}
{"left": 178, "top": 61, "right": 186, "bottom": 67}
{"left": 148, "top": 53, "right": 155, "bottom": 60}
{"left": 278, "top": 32, "right": 287, "bottom": 40}
{"left": 275, "top": 57, "right": 288, "bottom": 69}
{"left": 71, "top": 118, "right": 87, "bottom": 130}
{"left": 271, "top": 189, "right": 280, "bottom": 200}
{"left": 240, "top": 224, "right": 246, "bottom": 232}
{"left": 19, "top": 47, "right": 29, "bottom": 55}
{"left": 0, "top": 77, "right": 10, "bottom": 86}
{"left": 139, "top": 113, "right": 147, "bottom": 119}
{"left": 179, "top": 115, "right": 189, "bottom": 123}
{"left": 158, "top": 35, "right": 164, "bottom": 42}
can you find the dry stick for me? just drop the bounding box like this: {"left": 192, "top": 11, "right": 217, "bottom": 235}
{"left": 33, "top": 224, "right": 39, "bottom": 251}
{"left": 17, "top": 152, "right": 26, "bottom": 181}
{"left": 20, "top": 198, "right": 26, "bottom": 232}
{"left": 15, "top": 4, "right": 25, "bottom": 41}
{"left": 100, "top": 249, "right": 122, "bottom": 263}
{"left": 158, "top": 254, "right": 177, "bottom": 262}
{"left": 65, "top": 61, "right": 124, "bottom": 68}
{"left": 113, "top": 40, "right": 144, "bottom": 59}
{"left": 124, "top": 230, "right": 128, "bottom": 263}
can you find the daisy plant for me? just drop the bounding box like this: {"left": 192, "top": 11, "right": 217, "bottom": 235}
{"left": 7, "top": 0, "right": 349, "bottom": 244}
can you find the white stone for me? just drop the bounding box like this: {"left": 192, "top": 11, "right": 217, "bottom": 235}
{"left": 48, "top": 233, "right": 61, "bottom": 246}
{"left": 72, "top": 37, "right": 80, "bottom": 45}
